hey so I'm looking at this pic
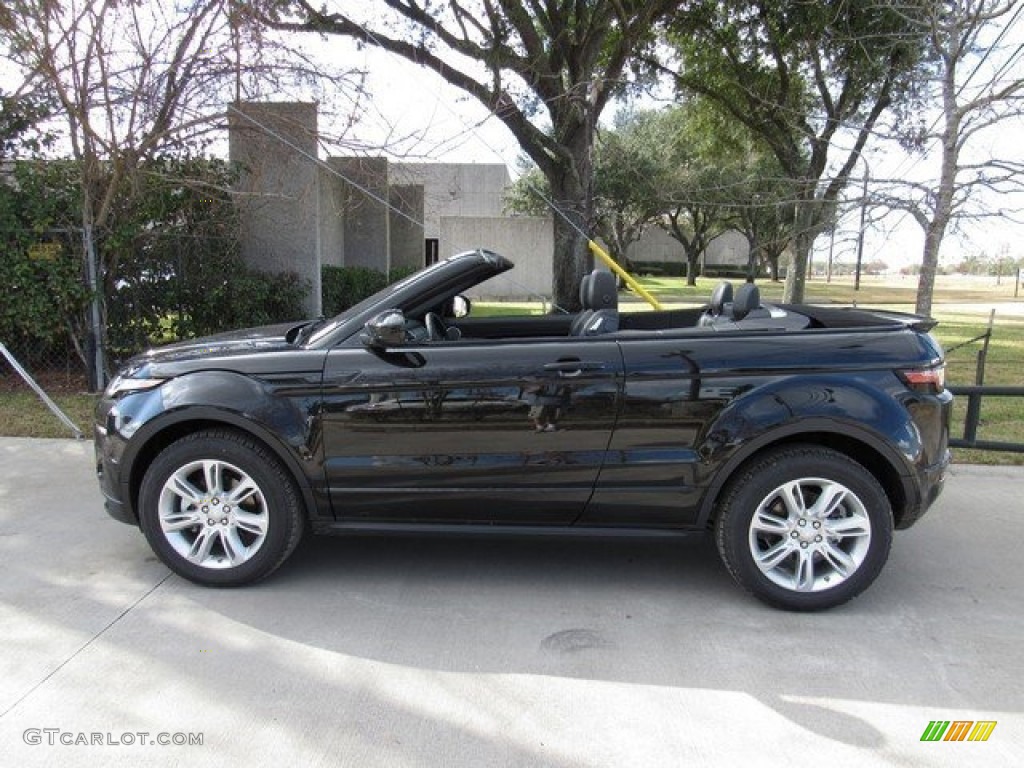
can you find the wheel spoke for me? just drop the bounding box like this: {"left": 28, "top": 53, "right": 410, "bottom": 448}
{"left": 824, "top": 515, "right": 871, "bottom": 538}
{"left": 227, "top": 477, "right": 259, "bottom": 506}
{"left": 793, "top": 549, "right": 815, "bottom": 592}
{"left": 186, "top": 527, "right": 218, "bottom": 563}
{"left": 234, "top": 509, "right": 267, "bottom": 536}
{"left": 752, "top": 508, "right": 790, "bottom": 534}
{"left": 168, "top": 473, "right": 204, "bottom": 506}
{"left": 161, "top": 510, "right": 203, "bottom": 532}
{"left": 810, "top": 482, "right": 849, "bottom": 520}
{"left": 754, "top": 540, "right": 794, "bottom": 571}
{"left": 779, "top": 481, "right": 807, "bottom": 517}
{"left": 820, "top": 542, "right": 857, "bottom": 577}
{"left": 203, "top": 461, "right": 224, "bottom": 494}
{"left": 220, "top": 528, "right": 248, "bottom": 566}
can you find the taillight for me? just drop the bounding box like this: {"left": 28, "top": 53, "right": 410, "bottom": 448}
{"left": 898, "top": 365, "right": 945, "bottom": 393}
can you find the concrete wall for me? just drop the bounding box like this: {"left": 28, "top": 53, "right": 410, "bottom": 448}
{"left": 442, "top": 216, "right": 554, "bottom": 301}
{"left": 628, "top": 226, "right": 751, "bottom": 269}
{"left": 337, "top": 157, "right": 390, "bottom": 271}
{"left": 319, "top": 160, "right": 347, "bottom": 268}
{"left": 229, "top": 102, "right": 321, "bottom": 316}
{"left": 393, "top": 163, "right": 510, "bottom": 240}
{"left": 626, "top": 227, "right": 684, "bottom": 263}
{"left": 388, "top": 185, "right": 425, "bottom": 271}
{"left": 229, "top": 103, "right": 526, "bottom": 305}
{"left": 705, "top": 230, "right": 750, "bottom": 268}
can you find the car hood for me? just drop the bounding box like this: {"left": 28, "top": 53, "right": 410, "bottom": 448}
{"left": 133, "top": 321, "right": 306, "bottom": 366}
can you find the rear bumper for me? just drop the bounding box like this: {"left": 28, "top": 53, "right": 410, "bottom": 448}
{"left": 896, "top": 447, "right": 951, "bottom": 530}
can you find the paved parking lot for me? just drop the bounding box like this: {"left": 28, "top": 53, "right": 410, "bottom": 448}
{"left": 0, "top": 437, "right": 1021, "bottom": 767}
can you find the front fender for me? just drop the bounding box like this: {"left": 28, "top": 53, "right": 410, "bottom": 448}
{"left": 114, "top": 369, "right": 323, "bottom": 523}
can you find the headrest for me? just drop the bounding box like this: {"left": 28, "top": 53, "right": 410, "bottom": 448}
{"left": 709, "top": 281, "right": 733, "bottom": 315}
{"left": 732, "top": 283, "right": 761, "bottom": 321}
{"left": 578, "top": 273, "right": 593, "bottom": 308}
{"left": 581, "top": 270, "right": 618, "bottom": 310}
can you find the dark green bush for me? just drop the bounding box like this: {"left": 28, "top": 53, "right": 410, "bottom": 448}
{"left": 321, "top": 265, "right": 420, "bottom": 316}
{"left": 0, "top": 161, "right": 90, "bottom": 366}
{"left": 1, "top": 157, "right": 309, "bottom": 367}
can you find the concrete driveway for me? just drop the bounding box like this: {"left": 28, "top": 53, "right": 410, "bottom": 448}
{"left": 0, "top": 438, "right": 1020, "bottom": 767}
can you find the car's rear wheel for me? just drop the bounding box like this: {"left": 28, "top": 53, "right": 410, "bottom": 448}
{"left": 138, "top": 429, "right": 303, "bottom": 586}
{"left": 715, "top": 445, "right": 893, "bottom": 611}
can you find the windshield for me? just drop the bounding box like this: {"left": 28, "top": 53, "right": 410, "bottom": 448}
{"left": 302, "top": 250, "right": 512, "bottom": 347}
{"left": 303, "top": 268, "right": 433, "bottom": 347}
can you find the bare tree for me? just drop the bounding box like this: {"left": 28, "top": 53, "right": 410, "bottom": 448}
{"left": 0, "top": 0, "right": 357, "bottom": 385}
{"left": 876, "top": 1, "right": 1024, "bottom": 316}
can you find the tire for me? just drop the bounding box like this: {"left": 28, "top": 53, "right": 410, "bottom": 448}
{"left": 138, "top": 429, "right": 304, "bottom": 586}
{"left": 714, "top": 445, "right": 893, "bottom": 611}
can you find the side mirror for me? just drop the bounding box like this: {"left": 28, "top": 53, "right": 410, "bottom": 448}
{"left": 362, "top": 309, "right": 407, "bottom": 348}
{"left": 449, "top": 294, "right": 471, "bottom": 318}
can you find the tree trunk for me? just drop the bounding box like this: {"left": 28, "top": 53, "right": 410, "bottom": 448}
{"left": 783, "top": 201, "right": 814, "bottom": 302}
{"left": 685, "top": 248, "right": 700, "bottom": 286}
{"left": 547, "top": 129, "right": 594, "bottom": 313}
{"left": 915, "top": 55, "right": 960, "bottom": 318}
{"left": 81, "top": 208, "right": 106, "bottom": 391}
{"left": 915, "top": 224, "right": 943, "bottom": 316}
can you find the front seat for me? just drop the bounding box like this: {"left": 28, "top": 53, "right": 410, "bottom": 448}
{"left": 731, "top": 283, "right": 761, "bottom": 321}
{"left": 570, "top": 270, "right": 619, "bottom": 336}
{"left": 699, "top": 281, "right": 734, "bottom": 326}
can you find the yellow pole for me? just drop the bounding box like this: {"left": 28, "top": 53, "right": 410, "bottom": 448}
{"left": 588, "top": 240, "right": 664, "bottom": 310}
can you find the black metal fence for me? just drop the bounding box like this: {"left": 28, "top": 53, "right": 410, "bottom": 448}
{"left": 948, "top": 385, "right": 1024, "bottom": 453}
{"left": 944, "top": 312, "right": 1024, "bottom": 454}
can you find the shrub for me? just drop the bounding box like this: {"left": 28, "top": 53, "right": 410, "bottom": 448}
{"left": 321, "top": 265, "right": 420, "bottom": 316}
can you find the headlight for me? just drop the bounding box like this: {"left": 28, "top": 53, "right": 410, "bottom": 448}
{"left": 105, "top": 375, "right": 166, "bottom": 398}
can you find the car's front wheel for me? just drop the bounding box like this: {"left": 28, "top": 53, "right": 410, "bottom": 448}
{"left": 715, "top": 445, "right": 893, "bottom": 611}
{"left": 138, "top": 429, "right": 304, "bottom": 586}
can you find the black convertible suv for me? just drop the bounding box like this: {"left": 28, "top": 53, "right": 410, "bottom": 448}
{"left": 95, "top": 249, "right": 951, "bottom": 610}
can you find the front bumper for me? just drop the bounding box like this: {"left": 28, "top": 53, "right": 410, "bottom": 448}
{"left": 94, "top": 420, "right": 136, "bottom": 526}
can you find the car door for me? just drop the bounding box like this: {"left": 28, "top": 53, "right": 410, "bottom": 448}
{"left": 583, "top": 336, "right": 733, "bottom": 526}
{"left": 320, "top": 336, "right": 623, "bottom": 524}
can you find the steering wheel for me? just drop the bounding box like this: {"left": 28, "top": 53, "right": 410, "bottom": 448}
{"left": 424, "top": 311, "right": 446, "bottom": 342}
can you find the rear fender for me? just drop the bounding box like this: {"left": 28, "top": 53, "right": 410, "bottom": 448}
{"left": 694, "top": 376, "right": 922, "bottom": 528}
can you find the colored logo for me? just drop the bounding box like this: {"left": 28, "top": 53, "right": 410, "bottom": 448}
{"left": 920, "top": 720, "right": 997, "bottom": 742}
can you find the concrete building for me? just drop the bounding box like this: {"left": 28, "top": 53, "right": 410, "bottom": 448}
{"left": 229, "top": 101, "right": 524, "bottom": 306}
{"left": 625, "top": 227, "right": 753, "bottom": 275}
{"left": 228, "top": 102, "right": 322, "bottom": 316}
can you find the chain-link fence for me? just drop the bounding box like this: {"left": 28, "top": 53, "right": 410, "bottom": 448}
{"left": 1, "top": 227, "right": 309, "bottom": 395}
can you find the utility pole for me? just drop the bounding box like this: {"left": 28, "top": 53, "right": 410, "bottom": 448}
{"left": 854, "top": 157, "right": 869, "bottom": 291}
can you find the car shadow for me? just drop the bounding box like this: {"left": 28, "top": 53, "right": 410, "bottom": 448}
{"left": 162, "top": 526, "right": 1005, "bottom": 748}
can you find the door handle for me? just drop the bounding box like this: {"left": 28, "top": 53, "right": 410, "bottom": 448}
{"left": 543, "top": 360, "right": 606, "bottom": 376}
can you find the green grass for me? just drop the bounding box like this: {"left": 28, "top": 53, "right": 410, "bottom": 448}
{"left": 629, "top": 273, "right": 1023, "bottom": 307}
{"left": 931, "top": 311, "right": 1024, "bottom": 466}
{"left": 0, "top": 390, "right": 97, "bottom": 438}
